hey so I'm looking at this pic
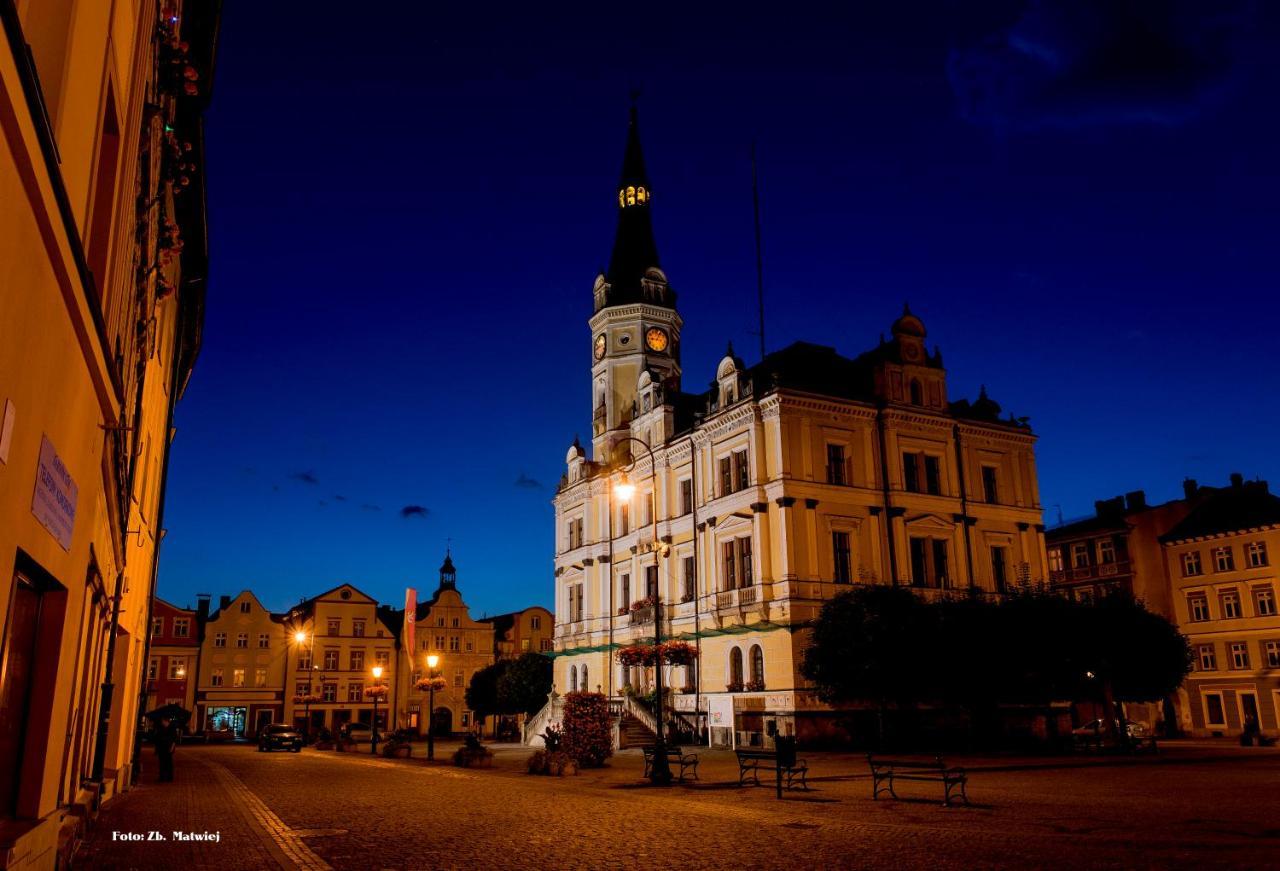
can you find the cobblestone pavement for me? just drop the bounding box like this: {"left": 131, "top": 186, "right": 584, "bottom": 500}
{"left": 78, "top": 741, "right": 1280, "bottom": 869}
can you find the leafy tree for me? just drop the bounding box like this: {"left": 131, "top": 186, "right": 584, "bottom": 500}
{"left": 465, "top": 660, "right": 510, "bottom": 728}
{"left": 496, "top": 652, "right": 554, "bottom": 716}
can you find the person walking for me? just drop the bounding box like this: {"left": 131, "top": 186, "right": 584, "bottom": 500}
{"left": 1240, "top": 711, "right": 1261, "bottom": 747}
{"left": 155, "top": 716, "right": 178, "bottom": 782}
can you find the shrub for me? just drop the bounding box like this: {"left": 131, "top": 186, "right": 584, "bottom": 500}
{"left": 561, "top": 691, "right": 612, "bottom": 768}
{"left": 527, "top": 749, "right": 578, "bottom": 776}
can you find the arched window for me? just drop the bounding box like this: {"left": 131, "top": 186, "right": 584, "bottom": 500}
{"left": 729, "top": 647, "right": 744, "bottom": 690}
{"left": 909, "top": 379, "right": 923, "bottom": 406}
{"left": 581, "top": 665, "right": 588, "bottom": 693}
{"left": 569, "top": 665, "right": 578, "bottom": 693}
{"left": 750, "top": 645, "right": 764, "bottom": 688}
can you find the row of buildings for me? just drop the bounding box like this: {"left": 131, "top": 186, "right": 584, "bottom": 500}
{"left": 542, "top": 107, "right": 1278, "bottom": 750}
{"left": 1046, "top": 474, "right": 1280, "bottom": 739}
{"left": 147, "top": 555, "right": 552, "bottom": 740}
{"left": 0, "top": 3, "right": 218, "bottom": 867}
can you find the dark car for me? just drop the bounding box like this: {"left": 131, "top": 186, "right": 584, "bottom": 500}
{"left": 258, "top": 724, "right": 304, "bottom": 752}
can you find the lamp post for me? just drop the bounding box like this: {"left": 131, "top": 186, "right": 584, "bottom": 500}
{"left": 425, "top": 653, "right": 440, "bottom": 761}
{"left": 613, "top": 435, "right": 672, "bottom": 786}
{"left": 371, "top": 665, "right": 384, "bottom": 755}
{"left": 294, "top": 630, "right": 312, "bottom": 740}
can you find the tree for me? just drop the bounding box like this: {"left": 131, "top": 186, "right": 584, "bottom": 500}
{"left": 496, "top": 652, "right": 554, "bottom": 717}
{"left": 465, "top": 660, "right": 510, "bottom": 728}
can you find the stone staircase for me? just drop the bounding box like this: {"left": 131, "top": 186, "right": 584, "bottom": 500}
{"left": 618, "top": 713, "right": 655, "bottom": 749}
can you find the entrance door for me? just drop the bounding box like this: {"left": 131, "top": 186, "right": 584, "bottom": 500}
{"left": 255, "top": 709, "right": 273, "bottom": 736}
{"left": 1240, "top": 692, "right": 1261, "bottom": 731}
{"left": 0, "top": 574, "right": 41, "bottom": 817}
{"left": 431, "top": 707, "right": 452, "bottom": 736}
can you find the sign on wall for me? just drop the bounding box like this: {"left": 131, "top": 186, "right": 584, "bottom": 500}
{"left": 32, "top": 434, "right": 78, "bottom": 550}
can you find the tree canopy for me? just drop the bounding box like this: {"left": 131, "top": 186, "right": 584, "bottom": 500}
{"left": 496, "top": 652, "right": 554, "bottom": 716}
{"left": 465, "top": 660, "right": 510, "bottom": 722}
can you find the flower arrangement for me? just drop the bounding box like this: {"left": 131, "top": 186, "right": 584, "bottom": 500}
{"left": 679, "top": 592, "right": 695, "bottom": 604}
{"left": 726, "top": 681, "right": 744, "bottom": 693}
{"left": 291, "top": 694, "right": 321, "bottom": 705}
{"left": 629, "top": 595, "right": 656, "bottom": 612}
{"left": 615, "top": 641, "right": 699, "bottom": 667}
{"left": 363, "top": 684, "right": 389, "bottom": 698}
{"left": 658, "top": 641, "right": 698, "bottom": 666}
{"left": 615, "top": 644, "right": 653, "bottom": 667}
{"left": 744, "top": 679, "right": 765, "bottom": 692}
{"left": 415, "top": 676, "right": 447, "bottom": 692}
{"left": 616, "top": 606, "right": 629, "bottom": 616}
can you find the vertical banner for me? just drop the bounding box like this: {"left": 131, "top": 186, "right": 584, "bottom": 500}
{"left": 404, "top": 587, "right": 417, "bottom": 659}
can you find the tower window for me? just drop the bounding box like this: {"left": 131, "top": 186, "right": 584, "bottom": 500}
{"left": 909, "top": 379, "right": 923, "bottom": 406}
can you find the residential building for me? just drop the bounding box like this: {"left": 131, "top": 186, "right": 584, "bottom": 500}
{"left": 479, "top": 605, "right": 555, "bottom": 659}
{"left": 399, "top": 555, "right": 493, "bottom": 735}
{"left": 282, "top": 584, "right": 400, "bottom": 735}
{"left": 194, "top": 593, "right": 288, "bottom": 738}
{"left": 0, "top": 2, "right": 216, "bottom": 865}
{"left": 547, "top": 108, "right": 1048, "bottom": 746}
{"left": 1161, "top": 474, "right": 1280, "bottom": 739}
{"left": 145, "top": 598, "right": 201, "bottom": 715}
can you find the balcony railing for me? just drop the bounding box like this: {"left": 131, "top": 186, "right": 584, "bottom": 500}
{"left": 629, "top": 605, "right": 654, "bottom": 625}
{"left": 716, "top": 591, "right": 735, "bottom": 610}
{"left": 738, "top": 586, "right": 758, "bottom": 606}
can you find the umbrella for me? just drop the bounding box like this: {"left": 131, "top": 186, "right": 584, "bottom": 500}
{"left": 145, "top": 703, "right": 191, "bottom": 724}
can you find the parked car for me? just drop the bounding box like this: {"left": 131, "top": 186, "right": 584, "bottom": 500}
{"left": 258, "top": 724, "right": 304, "bottom": 752}
{"left": 339, "top": 722, "right": 382, "bottom": 742}
{"left": 1072, "top": 718, "right": 1149, "bottom": 746}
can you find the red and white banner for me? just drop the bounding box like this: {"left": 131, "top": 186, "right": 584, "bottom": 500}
{"left": 405, "top": 587, "right": 417, "bottom": 655}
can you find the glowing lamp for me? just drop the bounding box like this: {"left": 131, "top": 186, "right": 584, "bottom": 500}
{"left": 426, "top": 653, "right": 440, "bottom": 669}
{"left": 614, "top": 473, "right": 636, "bottom": 502}
{"left": 372, "top": 666, "right": 383, "bottom": 679}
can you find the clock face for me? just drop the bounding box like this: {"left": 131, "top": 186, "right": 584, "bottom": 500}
{"left": 902, "top": 341, "right": 921, "bottom": 361}
{"left": 594, "top": 334, "right": 606, "bottom": 360}
{"left": 645, "top": 327, "right": 669, "bottom": 353}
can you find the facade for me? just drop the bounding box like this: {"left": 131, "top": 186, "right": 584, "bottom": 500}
{"left": 194, "top": 592, "right": 287, "bottom": 738}
{"left": 282, "top": 584, "right": 400, "bottom": 735}
{"left": 399, "top": 555, "right": 493, "bottom": 735}
{"left": 145, "top": 598, "right": 200, "bottom": 715}
{"left": 0, "top": 2, "right": 216, "bottom": 866}
{"left": 479, "top": 605, "right": 554, "bottom": 659}
{"left": 550, "top": 109, "right": 1048, "bottom": 746}
{"left": 1161, "top": 475, "right": 1280, "bottom": 739}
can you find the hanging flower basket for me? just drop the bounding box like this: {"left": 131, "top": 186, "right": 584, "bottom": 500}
{"left": 291, "top": 695, "right": 321, "bottom": 705}
{"left": 415, "top": 676, "right": 447, "bottom": 692}
{"left": 615, "top": 644, "right": 653, "bottom": 667}
{"left": 363, "top": 684, "right": 389, "bottom": 698}
{"left": 615, "top": 641, "right": 700, "bottom": 667}
{"left": 658, "top": 641, "right": 699, "bottom": 666}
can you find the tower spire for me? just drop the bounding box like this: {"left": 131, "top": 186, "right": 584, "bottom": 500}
{"left": 599, "top": 103, "right": 668, "bottom": 312}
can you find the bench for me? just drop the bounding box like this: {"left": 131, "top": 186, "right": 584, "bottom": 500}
{"left": 735, "top": 749, "right": 808, "bottom": 791}
{"left": 643, "top": 746, "right": 700, "bottom": 782}
{"left": 867, "top": 755, "right": 968, "bottom": 806}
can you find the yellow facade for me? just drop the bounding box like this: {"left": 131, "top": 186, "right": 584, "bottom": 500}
{"left": 194, "top": 593, "right": 289, "bottom": 737}
{"left": 0, "top": 2, "right": 214, "bottom": 866}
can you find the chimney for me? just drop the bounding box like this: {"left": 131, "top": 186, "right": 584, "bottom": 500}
{"left": 1094, "top": 496, "right": 1124, "bottom": 518}
{"left": 219, "top": 594, "right": 232, "bottom": 611}
{"left": 1183, "top": 479, "right": 1198, "bottom": 500}
{"left": 1125, "top": 490, "right": 1147, "bottom": 512}
{"left": 196, "top": 593, "right": 211, "bottom": 623}
{"left": 1230, "top": 472, "right": 1244, "bottom": 488}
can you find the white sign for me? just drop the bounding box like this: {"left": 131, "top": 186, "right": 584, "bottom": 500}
{"left": 32, "top": 435, "right": 77, "bottom": 550}
{"left": 708, "top": 693, "right": 734, "bottom": 725}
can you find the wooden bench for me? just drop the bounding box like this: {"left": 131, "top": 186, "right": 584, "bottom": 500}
{"left": 867, "top": 755, "right": 968, "bottom": 806}
{"left": 642, "top": 745, "right": 700, "bottom": 782}
{"left": 735, "top": 749, "right": 809, "bottom": 790}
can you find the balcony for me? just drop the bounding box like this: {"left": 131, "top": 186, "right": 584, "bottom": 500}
{"left": 629, "top": 605, "right": 654, "bottom": 626}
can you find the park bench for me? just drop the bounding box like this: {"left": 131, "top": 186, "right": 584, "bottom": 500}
{"left": 735, "top": 749, "right": 809, "bottom": 791}
{"left": 867, "top": 755, "right": 968, "bottom": 806}
{"left": 642, "top": 745, "right": 700, "bottom": 782}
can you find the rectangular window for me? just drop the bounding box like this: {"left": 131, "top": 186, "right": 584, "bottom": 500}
{"left": 148, "top": 657, "right": 159, "bottom": 681}
{"left": 1246, "top": 541, "right": 1268, "bottom": 568}
{"left": 719, "top": 457, "right": 732, "bottom": 497}
{"left": 376, "top": 650, "right": 390, "bottom": 668}
{"left": 152, "top": 617, "right": 164, "bottom": 637}
{"left": 571, "top": 583, "right": 584, "bottom": 622}
{"left": 645, "top": 564, "right": 658, "bottom": 598}
{"left": 1213, "top": 546, "right": 1235, "bottom": 572}
{"left": 449, "top": 636, "right": 460, "bottom": 652}
{"left": 167, "top": 657, "right": 187, "bottom": 680}
{"left": 733, "top": 450, "right": 750, "bottom": 492}
{"left": 1254, "top": 586, "right": 1277, "bottom": 617}
{"left": 454, "top": 670, "right": 464, "bottom": 688}
{"left": 350, "top": 649, "right": 365, "bottom": 671}
{"left": 353, "top": 620, "right": 366, "bottom": 638}
{"left": 1197, "top": 644, "right": 1216, "bottom": 671}
{"left": 1048, "top": 548, "right": 1064, "bottom": 573}
{"left": 682, "top": 556, "right": 696, "bottom": 600}
{"left": 621, "top": 574, "right": 631, "bottom": 607}
{"left": 214, "top": 632, "right": 226, "bottom": 648}
{"left": 991, "top": 546, "right": 1008, "bottom": 593}
{"left": 452, "top": 617, "right": 459, "bottom": 628}
{"left": 297, "top": 653, "right": 312, "bottom": 671}
{"left": 1264, "top": 640, "right": 1280, "bottom": 669}
{"left": 981, "top": 466, "right": 999, "bottom": 504}
{"left": 296, "top": 682, "right": 310, "bottom": 697}
{"left": 348, "top": 682, "right": 363, "bottom": 702}
{"left": 909, "top": 537, "right": 929, "bottom": 587}
{"left": 173, "top": 618, "right": 190, "bottom": 638}
{"left": 1220, "top": 590, "right": 1241, "bottom": 619}
{"left": 236, "top": 633, "right": 248, "bottom": 648}
{"left": 255, "top": 668, "right": 267, "bottom": 688}
{"left": 924, "top": 455, "right": 941, "bottom": 495}
{"left": 461, "top": 712, "right": 471, "bottom": 727}
{"left": 1188, "top": 594, "right": 1210, "bottom": 622}
{"left": 1205, "top": 693, "right": 1226, "bottom": 727}
{"left": 434, "top": 634, "right": 445, "bottom": 650}
{"left": 619, "top": 504, "right": 630, "bottom": 535}
{"left": 1229, "top": 641, "right": 1250, "bottom": 670}
{"left": 932, "top": 539, "right": 950, "bottom": 588}
{"left": 540, "top": 639, "right": 552, "bottom": 652}
{"left": 258, "top": 633, "right": 270, "bottom": 649}
{"left": 521, "top": 638, "right": 531, "bottom": 651}
{"left": 738, "top": 537, "right": 753, "bottom": 587}
{"left": 1097, "top": 538, "right": 1116, "bottom": 565}
{"left": 902, "top": 453, "right": 920, "bottom": 493}
{"left": 323, "top": 649, "right": 339, "bottom": 670}
{"left": 833, "top": 531, "right": 853, "bottom": 584}
{"left": 1181, "top": 551, "right": 1203, "bottom": 576}
{"left": 826, "top": 444, "right": 847, "bottom": 485}
{"left": 679, "top": 479, "right": 693, "bottom": 515}
{"left": 211, "top": 668, "right": 224, "bottom": 687}
{"left": 233, "top": 668, "right": 245, "bottom": 688}
{"left": 1071, "top": 543, "right": 1090, "bottom": 569}
{"left": 322, "top": 683, "right": 337, "bottom": 703}
{"left": 722, "top": 541, "right": 737, "bottom": 590}
{"left": 239, "top": 601, "right": 251, "bottom": 613}
{"left": 328, "top": 618, "right": 341, "bottom": 635}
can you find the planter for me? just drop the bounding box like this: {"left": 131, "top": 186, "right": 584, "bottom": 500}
{"left": 381, "top": 742, "right": 412, "bottom": 759}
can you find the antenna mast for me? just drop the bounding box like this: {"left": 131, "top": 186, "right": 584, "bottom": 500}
{"left": 751, "top": 140, "right": 766, "bottom": 362}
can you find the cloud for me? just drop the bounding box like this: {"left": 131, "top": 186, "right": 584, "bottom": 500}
{"left": 317, "top": 499, "right": 328, "bottom": 507}
{"left": 333, "top": 494, "right": 347, "bottom": 502}
{"left": 400, "top": 505, "right": 430, "bottom": 519}
{"left": 360, "top": 503, "right": 382, "bottom": 512}
{"left": 514, "top": 472, "right": 544, "bottom": 490}
{"left": 289, "top": 470, "right": 320, "bottom": 485}
{"left": 947, "top": 0, "right": 1254, "bottom": 130}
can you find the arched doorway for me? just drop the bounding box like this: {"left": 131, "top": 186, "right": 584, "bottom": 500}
{"left": 431, "top": 706, "right": 453, "bottom": 737}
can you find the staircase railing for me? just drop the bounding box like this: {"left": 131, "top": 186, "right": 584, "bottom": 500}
{"left": 621, "top": 693, "right": 658, "bottom": 735}
{"left": 522, "top": 693, "right": 564, "bottom": 745}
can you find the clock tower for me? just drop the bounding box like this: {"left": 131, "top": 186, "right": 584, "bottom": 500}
{"left": 589, "top": 106, "right": 682, "bottom": 462}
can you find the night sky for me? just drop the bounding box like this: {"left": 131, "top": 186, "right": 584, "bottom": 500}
{"left": 158, "top": 1, "right": 1280, "bottom": 616}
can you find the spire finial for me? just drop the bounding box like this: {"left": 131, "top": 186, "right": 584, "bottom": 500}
{"left": 726, "top": 340, "right": 735, "bottom": 359}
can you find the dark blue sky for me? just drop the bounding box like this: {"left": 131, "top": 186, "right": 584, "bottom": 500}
{"left": 159, "top": 1, "right": 1280, "bottom": 615}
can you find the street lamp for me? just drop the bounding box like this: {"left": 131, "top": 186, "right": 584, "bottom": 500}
{"left": 425, "top": 653, "right": 440, "bottom": 761}
{"left": 371, "top": 665, "right": 384, "bottom": 755}
{"left": 293, "top": 630, "right": 315, "bottom": 741}
{"left": 613, "top": 435, "right": 672, "bottom": 786}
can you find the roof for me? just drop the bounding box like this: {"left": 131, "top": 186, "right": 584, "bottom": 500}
{"left": 1161, "top": 479, "right": 1280, "bottom": 543}
{"left": 599, "top": 106, "right": 671, "bottom": 312}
